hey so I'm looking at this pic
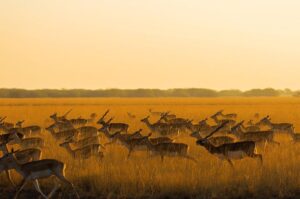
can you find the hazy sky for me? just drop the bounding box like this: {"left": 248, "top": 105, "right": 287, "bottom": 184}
{"left": 1, "top": 1, "right": 300, "bottom": 90}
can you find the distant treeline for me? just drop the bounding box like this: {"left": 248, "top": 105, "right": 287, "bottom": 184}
{"left": 0, "top": 88, "right": 298, "bottom": 98}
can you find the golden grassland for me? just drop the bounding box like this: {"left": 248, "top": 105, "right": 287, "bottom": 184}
{"left": 1, "top": 97, "right": 300, "bottom": 198}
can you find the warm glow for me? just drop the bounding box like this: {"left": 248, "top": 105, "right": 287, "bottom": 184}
{"left": 1, "top": 1, "right": 300, "bottom": 90}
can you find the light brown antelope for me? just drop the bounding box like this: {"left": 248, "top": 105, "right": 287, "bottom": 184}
{"left": 49, "top": 109, "right": 72, "bottom": 122}
{"left": 159, "top": 112, "right": 189, "bottom": 124}
{"left": 69, "top": 116, "right": 88, "bottom": 127}
{"left": 45, "top": 126, "right": 78, "bottom": 142}
{"left": 190, "top": 131, "right": 234, "bottom": 146}
{"left": 218, "top": 110, "right": 238, "bottom": 119}
{"left": 15, "top": 120, "right": 42, "bottom": 137}
{"left": 0, "top": 149, "right": 79, "bottom": 199}
{"left": 127, "top": 112, "right": 136, "bottom": 119}
{"left": 211, "top": 112, "right": 236, "bottom": 127}
{"left": 196, "top": 122, "right": 262, "bottom": 168}
{"left": 141, "top": 116, "right": 177, "bottom": 136}
{"left": 256, "top": 115, "right": 294, "bottom": 135}
{"left": 76, "top": 126, "right": 98, "bottom": 139}
{"left": 101, "top": 128, "right": 143, "bottom": 146}
{"left": 149, "top": 109, "right": 164, "bottom": 116}
{"left": 9, "top": 137, "right": 45, "bottom": 149}
{"left": 149, "top": 136, "right": 174, "bottom": 145}
{"left": 97, "top": 110, "right": 129, "bottom": 133}
{"left": 68, "top": 135, "right": 101, "bottom": 149}
{"left": 0, "top": 116, "right": 14, "bottom": 130}
{"left": 144, "top": 140, "right": 197, "bottom": 162}
{"left": 244, "top": 120, "right": 260, "bottom": 132}
{"left": 230, "top": 121, "right": 279, "bottom": 146}
{"left": 59, "top": 141, "right": 104, "bottom": 160}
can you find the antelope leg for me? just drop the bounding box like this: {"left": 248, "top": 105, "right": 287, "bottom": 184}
{"left": 6, "top": 170, "right": 16, "bottom": 187}
{"left": 14, "top": 178, "right": 28, "bottom": 199}
{"left": 33, "top": 179, "right": 48, "bottom": 199}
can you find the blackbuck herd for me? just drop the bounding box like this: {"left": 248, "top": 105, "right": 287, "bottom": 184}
{"left": 0, "top": 109, "right": 298, "bottom": 198}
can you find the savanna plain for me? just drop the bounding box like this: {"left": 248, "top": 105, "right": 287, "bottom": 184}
{"left": 1, "top": 97, "right": 300, "bottom": 199}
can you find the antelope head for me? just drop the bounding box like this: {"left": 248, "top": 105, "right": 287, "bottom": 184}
{"left": 97, "top": 110, "right": 110, "bottom": 124}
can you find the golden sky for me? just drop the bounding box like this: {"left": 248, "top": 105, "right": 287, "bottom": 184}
{"left": 1, "top": 1, "right": 300, "bottom": 90}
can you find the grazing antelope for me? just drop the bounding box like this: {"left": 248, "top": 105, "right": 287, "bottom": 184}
{"left": 45, "top": 126, "right": 78, "bottom": 142}
{"left": 256, "top": 115, "right": 294, "bottom": 135}
{"left": 59, "top": 141, "right": 104, "bottom": 160}
{"left": 230, "top": 121, "right": 279, "bottom": 146}
{"left": 0, "top": 149, "right": 79, "bottom": 199}
{"left": 97, "top": 110, "right": 129, "bottom": 133}
{"left": 196, "top": 122, "right": 262, "bottom": 168}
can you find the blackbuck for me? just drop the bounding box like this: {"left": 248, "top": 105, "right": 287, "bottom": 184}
{"left": 69, "top": 117, "right": 88, "bottom": 127}
{"left": 196, "top": 121, "right": 262, "bottom": 168}
{"left": 144, "top": 140, "right": 197, "bottom": 162}
{"left": 46, "top": 120, "right": 74, "bottom": 132}
{"left": 45, "top": 126, "right": 78, "bottom": 142}
{"left": 149, "top": 136, "right": 174, "bottom": 145}
{"left": 59, "top": 141, "right": 104, "bottom": 160}
{"left": 256, "top": 115, "right": 294, "bottom": 135}
{"left": 10, "top": 137, "right": 45, "bottom": 149}
{"left": 97, "top": 110, "right": 129, "bottom": 133}
{"left": 244, "top": 120, "right": 260, "bottom": 132}
{"left": 15, "top": 120, "right": 41, "bottom": 136}
{"left": 230, "top": 121, "right": 279, "bottom": 146}
{"left": 211, "top": 112, "right": 236, "bottom": 127}
{"left": 0, "top": 149, "right": 79, "bottom": 199}
{"left": 127, "top": 112, "right": 136, "bottom": 119}
{"left": 148, "top": 109, "right": 164, "bottom": 116}
{"left": 218, "top": 110, "right": 238, "bottom": 119}
{"left": 0, "top": 116, "right": 14, "bottom": 129}
{"left": 159, "top": 112, "right": 189, "bottom": 124}
{"left": 190, "top": 131, "right": 234, "bottom": 146}
{"left": 102, "top": 128, "right": 143, "bottom": 146}
{"left": 141, "top": 116, "right": 178, "bottom": 136}
{"left": 68, "top": 135, "right": 101, "bottom": 149}
{"left": 49, "top": 109, "right": 72, "bottom": 122}
{"left": 76, "top": 126, "right": 98, "bottom": 139}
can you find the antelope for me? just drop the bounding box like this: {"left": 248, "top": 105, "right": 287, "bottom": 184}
{"left": 141, "top": 116, "right": 177, "bottom": 136}
{"left": 144, "top": 140, "right": 197, "bottom": 162}
{"left": 218, "top": 110, "right": 238, "bottom": 119}
{"left": 10, "top": 137, "right": 45, "bottom": 149}
{"left": 230, "top": 121, "right": 279, "bottom": 146}
{"left": 59, "top": 141, "right": 104, "bottom": 160}
{"left": 196, "top": 122, "right": 262, "bottom": 168}
{"left": 101, "top": 128, "right": 143, "bottom": 146}
{"left": 149, "top": 109, "right": 164, "bottom": 116}
{"left": 15, "top": 120, "right": 42, "bottom": 137}
{"left": 46, "top": 120, "right": 74, "bottom": 132}
{"left": 45, "top": 126, "right": 78, "bottom": 142}
{"left": 244, "top": 120, "right": 260, "bottom": 132}
{"left": 69, "top": 117, "right": 88, "bottom": 127}
{"left": 76, "top": 126, "right": 98, "bottom": 139}
{"left": 49, "top": 109, "right": 72, "bottom": 122}
{"left": 256, "top": 115, "right": 294, "bottom": 135}
{"left": 159, "top": 112, "right": 189, "bottom": 124}
{"left": 0, "top": 149, "right": 79, "bottom": 199}
{"left": 0, "top": 116, "right": 14, "bottom": 129}
{"left": 211, "top": 112, "right": 236, "bottom": 127}
{"left": 127, "top": 112, "right": 136, "bottom": 119}
{"left": 190, "top": 131, "right": 234, "bottom": 146}
{"left": 97, "top": 110, "right": 129, "bottom": 133}
{"left": 68, "top": 135, "right": 101, "bottom": 149}
{"left": 149, "top": 136, "right": 174, "bottom": 145}
{"left": 87, "top": 113, "right": 97, "bottom": 124}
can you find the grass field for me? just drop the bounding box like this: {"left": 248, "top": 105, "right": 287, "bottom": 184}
{"left": 1, "top": 97, "right": 300, "bottom": 199}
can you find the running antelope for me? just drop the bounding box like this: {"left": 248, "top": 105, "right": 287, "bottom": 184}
{"left": 45, "top": 126, "right": 78, "bottom": 142}
{"left": 69, "top": 116, "right": 88, "bottom": 127}
{"left": 159, "top": 112, "right": 189, "bottom": 124}
{"left": 0, "top": 116, "right": 14, "bottom": 129}
{"left": 196, "top": 122, "right": 262, "bottom": 168}
{"left": 190, "top": 131, "right": 234, "bottom": 146}
{"left": 141, "top": 116, "right": 177, "bottom": 136}
{"left": 67, "top": 135, "right": 101, "bottom": 149}
{"left": 211, "top": 112, "right": 236, "bottom": 127}
{"left": 218, "top": 110, "right": 238, "bottom": 119}
{"left": 10, "top": 137, "right": 45, "bottom": 149}
{"left": 230, "top": 121, "right": 279, "bottom": 146}
{"left": 244, "top": 120, "right": 260, "bottom": 132}
{"left": 59, "top": 141, "right": 104, "bottom": 160}
{"left": 0, "top": 149, "right": 79, "bottom": 199}
{"left": 144, "top": 140, "right": 197, "bottom": 162}
{"left": 15, "top": 120, "right": 42, "bottom": 137}
{"left": 97, "top": 110, "right": 129, "bottom": 133}
{"left": 49, "top": 109, "right": 72, "bottom": 122}
{"left": 76, "top": 126, "right": 98, "bottom": 139}
{"left": 256, "top": 115, "right": 294, "bottom": 135}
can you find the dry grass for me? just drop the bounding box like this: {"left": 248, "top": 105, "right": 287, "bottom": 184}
{"left": 1, "top": 97, "right": 300, "bottom": 198}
